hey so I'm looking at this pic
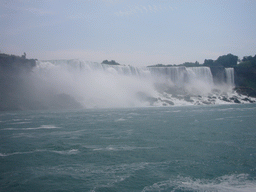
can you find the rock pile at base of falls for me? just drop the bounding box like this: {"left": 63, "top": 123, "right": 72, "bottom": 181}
{"left": 137, "top": 89, "right": 256, "bottom": 107}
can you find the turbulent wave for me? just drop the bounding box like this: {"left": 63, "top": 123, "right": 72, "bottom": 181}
{"left": 31, "top": 59, "right": 254, "bottom": 108}
{"left": 142, "top": 174, "right": 256, "bottom": 192}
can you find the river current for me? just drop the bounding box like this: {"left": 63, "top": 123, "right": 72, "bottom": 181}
{"left": 1, "top": 104, "right": 256, "bottom": 191}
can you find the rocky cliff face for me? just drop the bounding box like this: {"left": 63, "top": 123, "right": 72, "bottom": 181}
{"left": 0, "top": 54, "right": 82, "bottom": 111}
{"left": 234, "top": 66, "right": 256, "bottom": 97}
{"left": 0, "top": 54, "right": 37, "bottom": 110}
{"left": 0, "top": 53, "right": 36, "bottom": 74}
{"left": 235, "top": 67, "right": 256, "bottom": 89}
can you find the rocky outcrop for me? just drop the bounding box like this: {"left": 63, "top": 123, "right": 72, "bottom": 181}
{"left": 234, "top": 87, "right": 256, "bottom": 98}
{"left": 0, "top": 53, "right": 83, "bottom": 111}
{"left": 0, "top": 53, "right": 36, "bottom": 75}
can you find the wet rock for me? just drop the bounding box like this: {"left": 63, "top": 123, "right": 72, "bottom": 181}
{"left": 207, "top": 96, "right": 216, "bottom": 103}
{"left": 202, "top": 101, "right": 212, "bottom": 105}
{"left": 234, "top": 87, "right": 256, "bottom": 97}
{"left": 208, "top": 99, "right": 216, "bottom": 103}
{"left": 233, "top": 98, "right": 241, "bottom": 103}
{"left": 220, "top": 96, "right": 230, "bottom": 102}
{"left": 194, "top": 101, "right": 201, "bottom": 105}
{"left": 161, "top": 99, "right": 174, "bottom": 105}
{"left": 242, "top": 97, "right": 254, "bottom": 103}
{"left": 184, "top": 95, "right": 194, "bottom": 102}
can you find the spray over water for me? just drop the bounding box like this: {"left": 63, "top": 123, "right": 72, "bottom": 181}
{"left": 27, "top": 59, "right": 251, "bottom": 109}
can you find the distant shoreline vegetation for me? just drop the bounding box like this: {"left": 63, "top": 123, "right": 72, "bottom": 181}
{"left": 148, "top": 53, "right": 240, "bottom": 68}
{"left": 0, "top": 52, "right": 36, "bottom": 71}
{"left": 101, "top": 60, "right": 120, "bottom": 65}
{"left": 102, "top": 53, "right": 254, "bottom": 69}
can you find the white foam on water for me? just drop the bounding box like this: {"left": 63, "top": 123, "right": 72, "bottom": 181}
{"left": 142, "top": 174, "right": 256, "bottom": 192}
{"left": 92, "top": 145, "right": 155, "bottom": 151}
{"left": 9, "top": 121, "right": 31, "bottom": 125}
{"left": 0, "top": 149, "right": 46, "bottom": 157}
{"left": 50, "top": 149, "right": 79, "bottom": 155}
{"left": 0, "top": 149, "right": 79, "bottom": 157}
{"left": 114, "top": 118, "right": 126, "bottom": 122}
{"left": 2, "top": 125, "right": 59, "bottom": 131}
{"left": 25, "top": 125, "right": 59, "bottom": 130}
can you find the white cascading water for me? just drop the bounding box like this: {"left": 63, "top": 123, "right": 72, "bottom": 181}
{"left": 225, "top": 68, "right": 235, "bottom": 87}
{"left": 188, "top": 67, "right": 214, "bottom": 85}
{"left": 30, "top": 59, "right": 246, "bottom": 108}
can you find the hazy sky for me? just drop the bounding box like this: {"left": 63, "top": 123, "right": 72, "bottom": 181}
{"left": 1, "top": 0, "right": 256, "bottom": 66}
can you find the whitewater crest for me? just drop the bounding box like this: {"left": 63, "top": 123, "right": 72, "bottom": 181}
{"left": 33, "top": 59, "right": 255, "bottom": 108}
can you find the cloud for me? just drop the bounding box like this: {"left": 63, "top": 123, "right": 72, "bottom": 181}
{"left": 114, "top": 4, "right": 175, "bottom": 17}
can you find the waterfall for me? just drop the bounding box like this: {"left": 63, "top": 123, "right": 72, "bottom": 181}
{"left": 148, "top": 66, "right": 187, "bottom": 87}
{"left": 31, "top": 60, "right": 244, "bottom": 108}
{"left": 36, "top": 60, "right": 215, "bottom": 87}
{"left": 186, "top": 67, "right": 214, "bottom": 85}
{"left": 225, "top": 68, "right": 235, "bottom": 87}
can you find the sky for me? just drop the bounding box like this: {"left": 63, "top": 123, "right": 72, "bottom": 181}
{"left": 1, "top": 0, "right": 256, "bottom": 66}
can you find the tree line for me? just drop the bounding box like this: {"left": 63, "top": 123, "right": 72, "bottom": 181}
{"left": 149, "top": 53, "right": 256, "bottom": 68}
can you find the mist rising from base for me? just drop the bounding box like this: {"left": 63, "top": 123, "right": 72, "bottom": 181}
{"left": 28, "top": 59, "right": 255, "bottom": 109}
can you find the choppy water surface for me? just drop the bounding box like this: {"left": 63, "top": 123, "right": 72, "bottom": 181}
{"left": 1, "top": 104, "right": 256, "bottom": 191}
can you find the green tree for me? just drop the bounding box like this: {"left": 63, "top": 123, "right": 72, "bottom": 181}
{"left": 215, "top": 53, "right": 238, "bottom": 67}
{"left": 203, "top": 59, "right": 214, "bottom": 66}
{"left": 101, "top": 60, "right": 120, "bottom": 65}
